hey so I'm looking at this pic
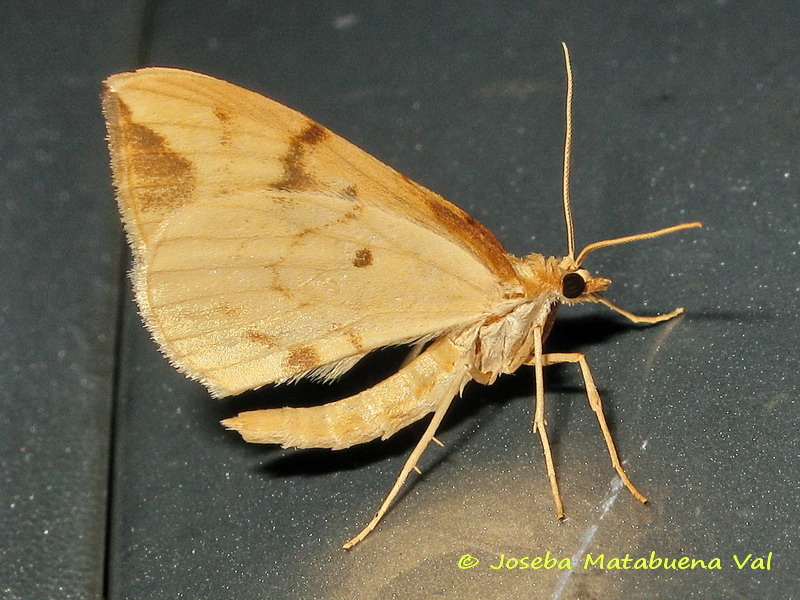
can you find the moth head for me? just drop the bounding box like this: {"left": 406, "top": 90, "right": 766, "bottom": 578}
{"left": 558, "top": 266, "right": 610, "bottom": 303}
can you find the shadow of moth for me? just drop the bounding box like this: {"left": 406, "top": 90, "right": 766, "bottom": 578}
{"left": 102, "top": 44, "right": 701, "bottom": 548}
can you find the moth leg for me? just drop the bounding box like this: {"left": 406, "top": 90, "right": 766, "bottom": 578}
{"left": 594, "top": 295, "right": 684, "bottom": 324}
{"left": 530, "top": 326, "right": 565, "bottom": 519}
{"left": 540, "top": 352, "right": 648, "bottom": 505}
{"left": 343, "top": 392, "right": 456, "bottom": 549}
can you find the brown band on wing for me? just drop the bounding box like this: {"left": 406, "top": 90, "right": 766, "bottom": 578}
{"left": 421, "top": 193, "right": 521, "bottom": 293}
{"left": 212, "top": 105, "right": 233, "bottom": 146}
{"left": 102, "top": 93, "right": 196, "bottom": 220}
{"left": 274, "top": 121, "right": 330, "bottom": 191}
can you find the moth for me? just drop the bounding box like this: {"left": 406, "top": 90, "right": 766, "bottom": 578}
{"left": 102, "top": 44, "right": 701, "bottom": 548}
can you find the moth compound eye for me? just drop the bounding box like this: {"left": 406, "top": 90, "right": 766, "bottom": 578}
{"left": 562, "top": 272, "right": 586, "bottom": 299}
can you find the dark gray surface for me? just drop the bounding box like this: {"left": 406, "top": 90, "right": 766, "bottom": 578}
{"left": 0, "top": 2, "right": 141, "bottom": 598}
{"left": 1, "top": 2, "right": 797, "bottom": 599}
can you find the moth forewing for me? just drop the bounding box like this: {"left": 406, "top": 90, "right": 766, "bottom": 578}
{"left": 102, "top": 69, "right": 518, "bottom": 397}
{"left": 103, "top": 44, "right": 701, "bottom": 549}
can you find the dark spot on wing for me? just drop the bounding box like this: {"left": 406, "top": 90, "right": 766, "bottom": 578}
{"left": 214, "top": 302, "right": 241, "bottom": 317}
{"left": 299, "top": 122, "right": 327, "bottom": 145}
{"left": 245, "top": 330, "right": 277, "bottom": 346}
{"left": 342, "top": 184, "right": 358, "bottom": 200}
{"left": 296, "top": 226, "right": 320, "bottom": 238}
{"left": 286, "top": 345, "right": 321, "bottom": 371}
{"left": 352, "top": 248, "right": 373, "bottom": 268}
{"left": 347, "top": 330, "right": 364, "bottom": 351}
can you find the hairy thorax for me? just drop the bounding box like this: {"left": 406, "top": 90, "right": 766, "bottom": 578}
{"left": 469, "top": 253, "right": 563, "bottom": 384}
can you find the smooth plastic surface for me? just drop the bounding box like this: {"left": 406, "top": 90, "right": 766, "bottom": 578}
{"left": 1, "top": 2, "right": 796, "bottom": 599}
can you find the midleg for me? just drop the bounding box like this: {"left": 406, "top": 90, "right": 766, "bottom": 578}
{"left": 540, "top": 352, "right": 648, "bottom": 504}
{"left": 531, "top": 327, "right": 565, "bottom": 519}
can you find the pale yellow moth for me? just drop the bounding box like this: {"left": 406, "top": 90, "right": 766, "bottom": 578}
{"left": 102, "top": 44, "right": 701, "bottom": 549}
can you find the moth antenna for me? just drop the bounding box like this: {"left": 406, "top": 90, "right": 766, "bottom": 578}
{"left": 575, "top": 221, "right": 702, "bottom": 265}
{"left": 561, "top": 42, "right": 576, "bottom": 260}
